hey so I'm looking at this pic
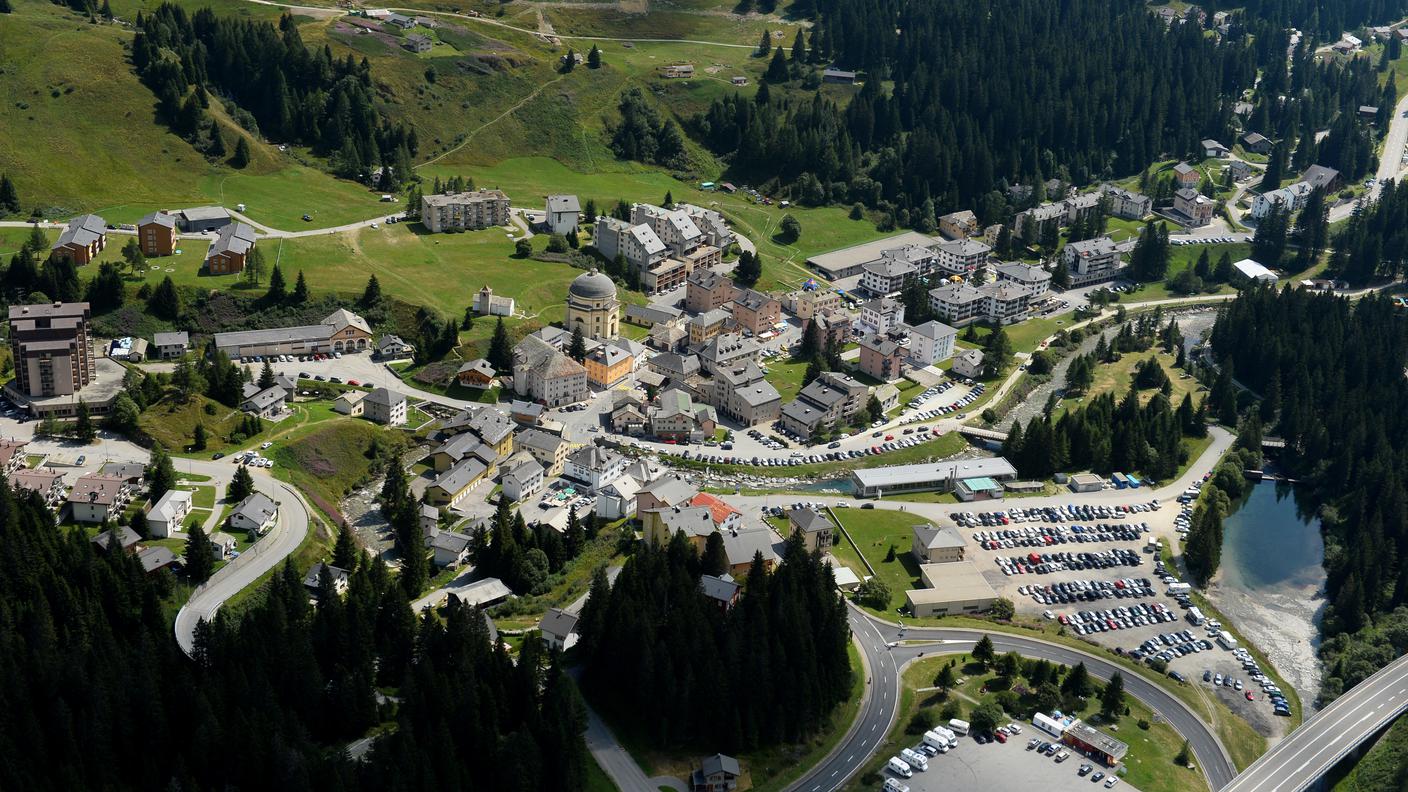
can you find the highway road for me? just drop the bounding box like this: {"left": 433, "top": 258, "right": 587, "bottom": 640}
{"left": 784, "top": 607, "right": 1236, "bottom": 792}
{"left": 1221, "top": 651, "right": 1408, "bottom": 792}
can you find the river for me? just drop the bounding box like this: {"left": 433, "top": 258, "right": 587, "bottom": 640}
{"left": 1205, "top": 478, "right": 1327, "bottom": 706}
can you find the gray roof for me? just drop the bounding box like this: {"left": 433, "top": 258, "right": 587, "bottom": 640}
{"left": 434, "top": 432, "right": 492, "bottom": 464}
{"left": 430, "top": 458, "right": 487, "bottom": 496}
{"left": 518, "top": 428, "right": 567, "bottom": 455}
{"left": 1303, "top": 165, "right": 1340, "bottom": 190}
{"left": 377, "top": 334, "right": 413, "bottom": 352}
{"left": 850, "top": 457, "right": 1017, "bottom": 489}
{"left": 569, "top": 268, "right": 618, "bottom": 300}
{"left": 364, "top": 387, "right": 407, "bottom": 409}
{"left": 701, "top": 754, "right": 741, "bottom": 777}
{"left": 92, "top": 525, "right": 141, "bottom": 549}
{"left": 626, "top": 303, "right": 683, "bottom": 324}
{"left": 99, "top": 462, "right": 147, "bottom": 482}
{"left": 639, "top": 475, "right": 698, "bottom": 505}
{"left": 547, "top": 194, "right": 581, "bottom": 213}
{"left": 1066, "top": 236, "right": 1117, "bottom": 257}
{"left": 649, "top": 353, "right": 700, "bottom": 378}
{"left": 54, "top": 214, "right": 106, "bottom": 250}
{"left": 806, "top": 231, "right": 938, "bottom": 276}
{"left": 138, "top": 545, "right": 178, "bottom": 572}
{"left": 722, "top": 528, "right": 780, "bottom": 567}
{"left": 735, "top": 381, "right": 781, "bottom": 407}
{"left": 450, "top": 577, "right": 512, "bottom": 607}
{"left": 139, "top": 211, "right": 177, "bottom": 229}
{"left": 179, "top": 206, "right": 232, "bottom": 222}
{"left": 699, "top": 573, "right": 740, "bottom": 603}
{"left": 242, "top": 385, "right": 287, "bottom": 412}
{"left": 860, "top": 333, "right": 900, "bottom": 356}
{"left": 540, "top": 607, "right": 579, "bottom": 638}
{"left": 207, "top": 222, "right": 257, "bottom": 258}
{"left": 430, "top": 530, "right": 471, "bottom": 554}
{"left": 568, "top": 445, "right": 623, "bottom": 472}
{"left": 733, "top": 288, "right": 776, "bottom": 312}
{"left": 914, "top": 523, "right": 965, "bottom": 550}
{"left": 68, "top": 474, "right": 128, "bottom": 506}
{"left": 789, "top": 507, "right": 831, "bottom": 534}
{"left": 153, "top": 331, "right": 189, "bottom": 347}
{"left": 652, "top": 506, "right": 716, "bottom": 538}
{"left": 909, "top": 320, "right": 958, "bottom": 341}
{"left": 303, "top": 562, "right": 351, "bottom": 589}
{"left": 232, "top": 492, "right": 278, "bottom": 525}
{"left": 995, "top": 263, "right": 1052, "bottom": 285}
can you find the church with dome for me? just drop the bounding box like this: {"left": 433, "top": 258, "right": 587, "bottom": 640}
{"left": 565, "top": 268, "right": 620, "bottom": 340}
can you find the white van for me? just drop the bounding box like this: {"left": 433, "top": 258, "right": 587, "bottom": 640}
{"left": 922, "top": 731, "right": 950, "bottom": 753}
{"left": 883, "top": 779, "right": 910, "bottom": 792}
{"left": 887, "top": 757, "right": 914, "bottom": 778}
{"left": 934, "top": 726, "right": 958, "bottom": 746}
{"left": 948, "top": 718, "right": 971, "bottom": 736}
{"left": 900, "top": 748, "right": 929, "bottom": 771}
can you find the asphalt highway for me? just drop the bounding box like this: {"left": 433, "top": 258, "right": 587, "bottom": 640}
{"left": 1221, "top": 651, "right": 1408, "bottom": 792}
{"left": 785, "top": 606, "right": 1237, "bottom": 792}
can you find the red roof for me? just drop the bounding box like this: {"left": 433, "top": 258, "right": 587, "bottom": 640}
{"left": 688, "top": 493, "right": 741, "bottom": 525}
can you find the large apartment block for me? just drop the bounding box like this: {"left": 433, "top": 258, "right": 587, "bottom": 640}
{"left": 9, "top": 302, "right": 95, "bottom": 397}
{"left": 420, "top": 190, "right": 512, "bottom": 232}
{"left": 1061, "top": 236, "right": 1122, "bottom": 286}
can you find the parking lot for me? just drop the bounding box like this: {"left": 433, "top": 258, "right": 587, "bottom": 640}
{"left": 884, "top": 730, "right": 1138, "bottom": 792}
{"left": 936, "top": 492, "right": 1291, "bottom": 736}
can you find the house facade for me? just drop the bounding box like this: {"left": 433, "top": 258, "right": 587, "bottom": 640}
{"left": 420, "top": 190, "right": 511, "bottom": 231}
{"left": 137, "top": 211, "right": 178, "bottom": 256}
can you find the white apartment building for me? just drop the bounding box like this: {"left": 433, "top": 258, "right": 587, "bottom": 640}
{"left": 906, "top": 320, "right": 958, "bottom": 366}
{"left": 420, "top": 190, "right": 511, "bottom": 232}
{"left": 934, "top": 238, "right": 991, "bottom": 276}
{"left": 860, "top": 257, "right": 917, "bottom": 296}
{"left": 994, "top": 263, "right": 1052, "bottom": 300}
{"left": 1061, "top": 236, "right": 1122, "bottom": 286}
{"left": 859, "top": 296, "right": 905, "bottom": 335}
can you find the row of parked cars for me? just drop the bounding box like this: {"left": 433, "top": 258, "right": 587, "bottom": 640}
{"left": 953, "top": 501, "right": 1161, "bottom": 528}
{"left": 1133, "top": 629, "right": 1215, "bottom": 663}
{"left": 1218, "top": 648, "right": 1290, "bottom": 715}
{"left": 906, "top": 380, "right": 957, "bottom": 409}
{"left": 973, "top": 522, "right": 1149, "bottom": 550}
{"left": 906, "top": 383, "right": 984, "bottom": 424}
{"left": 243, "top": 351, "right": 341, "bottom": 364}
{"left": 1075, "top": 762, "right": 1121, "bottom": 787}
{"left": 743, "top": 427, "right": 789, "bottom": 451}
{"left": 996, "top": 548, "right": 1143, "bottom": 576}
{"left": 1062, "top": 602, "right": 1176, "bottom": 635}
{"left": 1022, "top": 577, "right": 1156, "bottom": 606}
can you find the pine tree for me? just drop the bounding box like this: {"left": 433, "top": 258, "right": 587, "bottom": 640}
{"left": 74, "top": 400, "right": 95, "bottom": 443}
{"left": 587, "top": 45, "right": 602, "bottom": 69}
{"left": 147, "top": 444, "right": 177, "bottom": 501}
{"left": 185, "top": 522, "right": 215, "bottom": 583}
{"left": 791, "top": 28, "right": 806, "bottom": 61}
{"left": 488, "top": 317, "right": 514, "bottom": 372}
{"left": 230, "top": 136, "right": 250, "bottom": 166}
{"left": 758, "top": 29, "right": 772, "bottom": 56}
{"left": 332, "top": 522, "right": 360, "bottom": 569}
{"left": 972, "top": 634, "right": 995, "bottom": 668}
{"left": 265, "top": 264, "right": 287, "bottom": 302}
{"left": 147, "top": 276, "right": 182, "bottom": 320}
{"left": 0, "top": 173, "right": 20, "bottom": 215}
{"left": 1100, "top": 671, "right": 1125, "bottom": 718}
{"left": 258, "top": 360, "right": 276, "bottom": 389}
{"left": 192, "top": 422, "right": 208, "bottom": 450}
{"left": 765, "top": 48, "right": 790, "bottom": 82}
{"left": 561, "top": 48, "right": 576, "bottom": 73}
{"left": 934, "top": 663, "right": 956, "bottom": 691}
{"left": 291, "top": 270, "right": 309, "bottom": 303}
{"left": 569, "top": 326, "right": 587, "bottom": 362}
{"left": 229, "top": 464, "right": 255, "bottom": 502}
{"left": 360, "top": 273, "right": 383, "bottom": 306}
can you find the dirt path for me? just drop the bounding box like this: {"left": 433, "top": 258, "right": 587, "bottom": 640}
{"left": 417, "top": 72, "right": 571, "bottom": 169}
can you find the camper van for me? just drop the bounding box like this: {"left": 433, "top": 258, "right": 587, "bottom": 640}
{"left": 887, "top": 757, "right": 914, "bottom": 778}
{"left": 923, "top": 730, "right": 953, "bottom": 752}
{"left": 900, "top": 748, "right": 929, "bottom": 771}
{"left": 883, "top": 779, "right": 910, "bottom": 792}
{"left": 948, "top": 718, "right": 970, "bottom": 736}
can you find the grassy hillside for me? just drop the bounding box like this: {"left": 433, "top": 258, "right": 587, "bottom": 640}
{"left": 268, "top": 418, "right": 400, "bottom": 508}
{"left": 0, "top": 1, "right": 400, "bottom": 227}
{"left": 137, "top": 393, "right": 260, "bottom": 452}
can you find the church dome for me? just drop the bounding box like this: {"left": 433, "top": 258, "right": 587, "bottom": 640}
{"left": 569, "top": 268, "right": 617, "bottom": 301}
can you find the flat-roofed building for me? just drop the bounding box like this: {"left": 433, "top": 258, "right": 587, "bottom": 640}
{"left": 9, "top": 302, "right": 94, "bottom": 397}
{"left": 906, "top": 560, "right": 999, "bottom": 617}
{"left": 805, "top": 231, "right": 938, "bottom": 280}
{"left": 1062, "top": 721, "right": 1128, "bottom": 767}
{"left": 420, "top": 189, "right": 511, "bottom": 231}
{"left": 850, "top": 457, "right": 1017, "bottom": 497}
{"left": 175, "top": 206, "right": 232, "bottom": 233}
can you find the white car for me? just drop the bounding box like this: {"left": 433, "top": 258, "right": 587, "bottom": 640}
{"left": 260, "top": 441, "right": 273, "bottom": 450}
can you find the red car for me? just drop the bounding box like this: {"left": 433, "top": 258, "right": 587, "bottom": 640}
{"left": 347, "top": 379, "right": 360, "bottom": 386}
{"left": 1245, "top": 691, "right": 1255, "bottom": 701}
{"left": 994, "top": 731, "right": 1008, "bottom": 743}
{"left": 885, "top": 434, "right": 894, "bottom": 441}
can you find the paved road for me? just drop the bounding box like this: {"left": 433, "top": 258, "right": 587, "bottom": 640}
{"left": 785, "top": 606, "right": 1236, "bottom": 792}
{"left": 1221, "top": 652, "right": 1408, "bottom": 792}
{"left": 173, "top": 471, "right": 312, "bottom": 654}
